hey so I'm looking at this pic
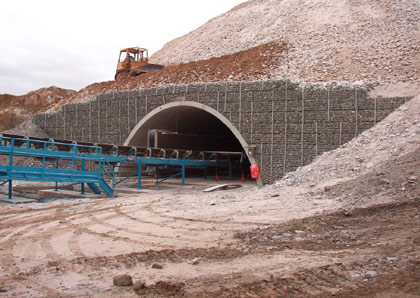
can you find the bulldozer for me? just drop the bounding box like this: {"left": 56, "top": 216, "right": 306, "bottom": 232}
{"left": 115, "top": 47, "right": 164, "bottom": 80}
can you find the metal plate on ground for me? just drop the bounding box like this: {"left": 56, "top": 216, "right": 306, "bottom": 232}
{"left": 202, "top": 184, "right": 242, "bottom": 192}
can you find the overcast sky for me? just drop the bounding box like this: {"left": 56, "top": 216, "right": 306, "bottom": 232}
{"left": 0, "top": 0, "right": 244, "bottom": 96}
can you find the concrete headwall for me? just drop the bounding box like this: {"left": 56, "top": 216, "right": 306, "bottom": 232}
{"left": 33, "top": 79, "right": 409, "bottom": 184}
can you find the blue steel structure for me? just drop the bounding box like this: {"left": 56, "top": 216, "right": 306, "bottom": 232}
{"left": 0, "top": 134, "right": 240, "bottom": 199}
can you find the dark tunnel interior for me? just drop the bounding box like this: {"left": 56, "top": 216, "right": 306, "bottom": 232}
{"left": 130, "top": 106, "right": 243, "bottom": 152}
{"left": 127, "top": 106, "right": 252, "bottom": 179}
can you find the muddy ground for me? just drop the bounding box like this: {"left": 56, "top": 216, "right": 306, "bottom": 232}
{"left": 0, "top": 146, "right": 420, "bottom": 297}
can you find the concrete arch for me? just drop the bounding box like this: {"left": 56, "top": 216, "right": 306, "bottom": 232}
{"left": 124, "top": 101, "right": 262, "bottom": 186}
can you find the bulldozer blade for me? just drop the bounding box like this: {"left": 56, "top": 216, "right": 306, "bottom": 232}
{"left": 131, "top": 63, "right": 164, "bottom": 75}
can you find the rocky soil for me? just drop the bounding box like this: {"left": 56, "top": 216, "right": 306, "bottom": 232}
{"left": 152, "top": 0, "right": 420, "bottom": 85}
{"left": 1, "top": 94, "right": 420, "bottom": 296}
{"left": 59, "top": 41, "right": 288, "bottom": 107}
{"left": 0, "top": 87, "right": 76, "bottom": 132}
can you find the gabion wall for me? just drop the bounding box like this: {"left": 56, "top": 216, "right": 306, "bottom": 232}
{"left": 33, "top": 80, "right": 408, "bottom": 184}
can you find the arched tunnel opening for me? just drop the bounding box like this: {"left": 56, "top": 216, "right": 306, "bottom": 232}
{"left": 124, "top": 102, "right": 256, "bottom": 184}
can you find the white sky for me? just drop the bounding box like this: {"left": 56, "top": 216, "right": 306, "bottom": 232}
{"left": 0, "top": 0, "right": 244, "bottom": 95}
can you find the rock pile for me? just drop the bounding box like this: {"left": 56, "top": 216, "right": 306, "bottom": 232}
{"left": 0, "top": 86, "right": 76, "bottom": 131}
{"left": 152, "top": 0, "right": 420, "bottom": 85}
{"left": 266, "top": 92, "right": 420, "bottom": 201}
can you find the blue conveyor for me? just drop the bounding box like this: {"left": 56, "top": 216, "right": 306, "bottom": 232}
{"left": 0, "top": 134, "right": 240, "bottom": 198}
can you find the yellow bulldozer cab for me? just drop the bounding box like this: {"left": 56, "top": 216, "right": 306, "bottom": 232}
{"left": 116, "top": 47, "right": 149, "bottom": 72}
{"left": 115, "top": 47, "right": 164, "bottom": 80}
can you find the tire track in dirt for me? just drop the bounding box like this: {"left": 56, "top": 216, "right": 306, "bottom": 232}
{"left": 3, "top": 195, "right": 419, "bottom": 297}
{"left": 22, "top": 238, "right": 40, "bottom": 262}
{"left": 0, "top": 200, "right": 98, "bottom": 222}
{"left": 34, "top": 208, "right": 66, "bottom": 261}
{"left": 114, "top": 203, "right": 263, "bottom": 235}
{"left": 39, "top": 232, "right": 62, "bottom": 260}
{"left": 2, "top": 221, "right": 55, "bottom": 269}
{"left": 0, "top": 203, "right": 127, "bottom": 296}
{"left": 9, "top": 206, "right": 75, "bottom": 265}
{"left": 171, "top": 253, "right": 355, "bottom": 297}
{"left": 0, "top": 212, "right": 57, "bottom": 230}
{"left": 113, "top": 204, "right": 213, "bottom": 232}
{"left": 62, "top": 212, "right": 177, "bottom": 249}
{"left": 86, "top": 211, "right": 217, "bottom": 246}
{"left": 0, "top": 202, "right": 116, "bottom": 296}
{"left": 143, "top": 198, "right": 272, "bottom": 227}
{"left": 181, "top": 254, "right": 419, "bottom": 298}
{"left": 53, "top": 232, "right": 85, "bottom": 261}
{"left": 0, "top": 221, "right": 74, "bottom": 297}
{"left": 0, "top": 200, "right": 110, "bottom": 230}
{"left": 17, "top": 278, "right": 78, "bottom": 298}
{"left": 67, "top": 229, "right": 85, "bottom": 257}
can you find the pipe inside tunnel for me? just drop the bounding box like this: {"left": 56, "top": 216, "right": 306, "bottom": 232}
{"left": 124, "top": 101, "right": 261, "bottom": 185}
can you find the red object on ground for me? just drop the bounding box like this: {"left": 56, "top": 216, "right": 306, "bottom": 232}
{"left": 250, "top": 164, "right": 259, "bottom": 179}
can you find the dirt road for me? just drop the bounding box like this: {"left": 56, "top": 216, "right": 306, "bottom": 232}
{"left": 1, "top": 149, "right": 420, "bottom": 298}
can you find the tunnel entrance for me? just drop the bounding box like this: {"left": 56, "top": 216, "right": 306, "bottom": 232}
{"left": 124, "top": 101, "right": 261, "bottom": 185}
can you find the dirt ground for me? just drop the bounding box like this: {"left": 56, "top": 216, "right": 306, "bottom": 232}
{"left": 2, "top": 1, "right": 420, "bottom": 295}
{"left": 1, "top": 80, "right": 419, "bottom": 298}
{"left": 1, "top": 95, "right": 420, "bottom": 297}
{"left": 0, "top": 141, "right": 419, "bottom": 297}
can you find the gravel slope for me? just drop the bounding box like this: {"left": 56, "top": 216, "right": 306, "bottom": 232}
{"left": 151, "top": 0, "right": 420, "bottom": 84}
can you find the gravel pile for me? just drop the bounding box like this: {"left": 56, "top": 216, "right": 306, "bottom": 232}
{"left": 268, "top": 92, "right": 420, "bottom": 192}
{"left": 151, "top": 0, "right": 420, "bottom": 84}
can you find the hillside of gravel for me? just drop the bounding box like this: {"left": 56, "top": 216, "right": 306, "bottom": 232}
{"left": 0, "top": 87, "right": 76, "bottom": 132}
{"left": 259, "top": 91, "right": 420, "bottom": 210}
{"left": 152, "top": 0, "right": 420, "bottom": 84}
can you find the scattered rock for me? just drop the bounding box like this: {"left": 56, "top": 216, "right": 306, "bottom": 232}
{"left": 133, "top": 281, "right": 146, "bottom": 291}
{"left": 366, "top": 271, "right": 378, "bottom": 278}
{"left": 379, "top": 178, "right": 391, "bottom": 185}
{"left": 113, "top": 274, "right": 133, "bottom": 286}
{"left": 356, "top": 157, "right": 365, "bottom": 163}
{"left": 342, "top": 210, "right": 352, "bottom": 217}
{"left": 152, "top": 263, "right": 163, "bottom": 269}
{"left": 191, "top": 258, "right": 200, "bottom": 265}
{"left": 155, "top": 280, "right": 185, "bottom": 292}
{"left": 408, "top": 175, "right": 418, "bottom": 183}
{"left": 392, "top": 147, "right": 403, "bottom": 156}
{"left": 134, "top": 280, "right": 185, "bottom": 294}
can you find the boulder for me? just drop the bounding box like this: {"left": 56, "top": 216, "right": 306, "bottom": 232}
{"left": 113, "top": 274, "right": 133, "bottom": 287}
